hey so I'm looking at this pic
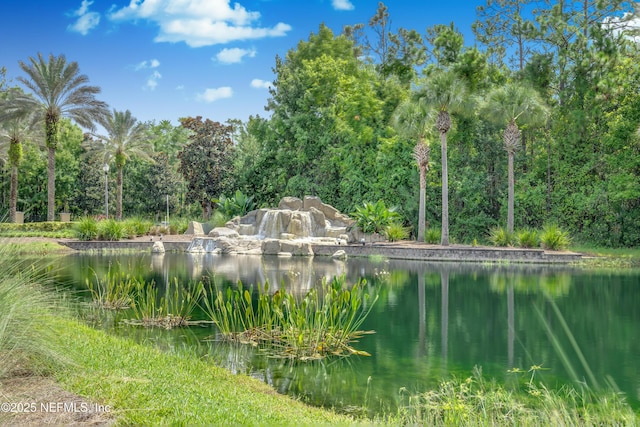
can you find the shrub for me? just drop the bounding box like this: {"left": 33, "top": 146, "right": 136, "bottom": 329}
{"left": 74, "top": 217, "right": 98, "bottom": 241}
{"left": 351, "top": 200, "right": 400, "bottom": 234}
{"left": 540, "top": 224, "right": 571, "bottom": 251}
{"left": 215, "top": 190, "right": 256, "bottom": 218}
{"left": 209, "top": 210, "right": 229, "bottom": 228}
{"left": 97, "top": 219, "right": 126, "bottom": 241}
{"left": 386, "top": 222, "right": 410, "bottom": 242}
{"left": 424, "top": 228, "right": 441, "bottom": 244}
{"left": 122, "top": 217, "right": 153, "bottom": 237}
{"left": 489, "top": 226, "right": 516, "bottom": 247}
{"left": 516, "top": 229, "right": 539, "bottom": 248}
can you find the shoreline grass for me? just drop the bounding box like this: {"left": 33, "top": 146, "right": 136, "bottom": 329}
{"left": 50, "top": 317, "right": 356, "bottom": 426}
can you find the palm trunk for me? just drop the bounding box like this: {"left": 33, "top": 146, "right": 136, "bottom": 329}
{"left": 507, "top": 151, "right": 515, "bottom": 233}
{"left": 418, "top": 166, "right": 426, "bottom": 242}
{"left": 117, "top": 166, "right": 123, "bottom": 220}
{"left": 47, "top": 146, "right": 55, "bottom": 221}
{"left": 440, "top": 132, "right": 449, "bottom": 246}
{"left": 9, "top": 164, "right": 18, "bottom": 223}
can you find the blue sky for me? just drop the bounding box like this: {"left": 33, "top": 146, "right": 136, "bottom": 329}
{"left": 0, "top": 0, "right": 486, "bottom": 126}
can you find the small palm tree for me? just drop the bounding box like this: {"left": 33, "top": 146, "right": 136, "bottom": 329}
{"left": 482, "top": 83, "right": 548, "bottom": 233}
{"left": 0, "top": 110, "right": 41, "bottom": 223}
{"left": 86, "top": 109, "right": 153, "bottom": 220}
{"left": 392, "top": 98, "right": 432, "bottom": 242}
{"left": 5, "top": 53, "right": 108, "bottom": 221}
{"left": 416, "top": 69, "right": 468, "bottom": 246}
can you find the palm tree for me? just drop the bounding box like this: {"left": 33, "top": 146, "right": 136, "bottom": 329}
{"left": 5, "top": 53, "right": 108, "bottom": 221}
{"left": 417, "top": 70, "right": 468, "bottom": 246}
{"left": 86, "top": 109, "right": 153, "bottom": 220}
{"left": 0, "top": 102, "right": 41, "bottom": 223}
{"left": 392, "top": 98, "right": 432, "bottom": 242}
{"left": 482, "top": 83, "right": 548, "bottom": 233}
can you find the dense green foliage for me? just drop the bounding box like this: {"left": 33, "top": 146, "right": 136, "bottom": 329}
{"left": 2, "top": 2, "right": 640, "bottom": 247}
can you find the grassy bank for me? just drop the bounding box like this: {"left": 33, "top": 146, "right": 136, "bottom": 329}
{"left": 571, "top": 245, "right": 640, "bottom": 268}
{"left": 51, "top": 317, "right": 355, "bottom": 426}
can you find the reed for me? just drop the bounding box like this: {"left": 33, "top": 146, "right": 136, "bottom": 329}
{"left": 0, "top": 242, "right": 68, "bottom": 380}
{"left": 85, "top": 269, "right": 137, "bottom": 309}
{"left": 201, "top": 275, "right": 378, "bottom": 360}
{"left": 128, "top": 278, "right": 204, "bottom": 329}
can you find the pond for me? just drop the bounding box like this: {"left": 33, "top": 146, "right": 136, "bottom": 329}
{"left": 51, "top": 252, "right": 640, "bottom": 414}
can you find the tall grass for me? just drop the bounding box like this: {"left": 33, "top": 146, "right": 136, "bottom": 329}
{"left": 424, "top": 228, "right": 441, "bottom": 244}
{"left": 540, "top": 224, "right": 571, "bottom": 251}
{"left": 0, "top": 242, "right": 67, "bottom": 380}
{"left": 85, "top": 269, "right": 137, "bottom": 309}
{"left": 97, "top": 219, "right": 126, "bottom": 241}
{"left": 488, "top": 226, "right": 516, "bottom": 247}
{"left": 391, "top": 366, "right": 637, "bottom": 426}
{"left": 73, "top": 216, "right": 98, "bottom": 241}
{"left": 201, "top": 275, "right": 378, "bottom": 360}
{"left": 128, "top": 278, "right": 204, "bottom": 329}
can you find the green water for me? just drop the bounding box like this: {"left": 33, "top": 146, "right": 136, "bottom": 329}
{"left": 54, "top": 252, "right": 640, "bottom": 414}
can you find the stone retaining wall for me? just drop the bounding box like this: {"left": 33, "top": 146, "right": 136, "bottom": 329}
{"left": 60, "top": 240, "right": 581, "bottom": 264}
{"left": 312, "top": 244, "right": 581, "bottom": 264}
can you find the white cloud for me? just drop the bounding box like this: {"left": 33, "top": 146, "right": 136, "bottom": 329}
{"left": 197, "top": 87, "right": 233, "bottom": 102}
{"left": 216, "top": 47, "right": 256, "bottom": 64}
{"left": 250, "top": 79, "right": 272, "bottom": 89}
{"left": 68, "top": 0, "right": 100, "bottom": 35}
{"left": 332, "top": 0, "right": 354, "bottom": 11}
{"left": 146, "top": 71, "right": 162, "bottom": 90}
{"left": 135, "top": 59, "right": 161, "bottom": 70}
{"left": 109, "top": 0, "right": 291, "bottom": 47}
{"left": 603, "top": 12, "right": 640, "bottom": 43}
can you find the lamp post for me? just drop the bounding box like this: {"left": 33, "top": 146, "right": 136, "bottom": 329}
{"left": 103, "top": 163, "right": 109, "bottom": 219}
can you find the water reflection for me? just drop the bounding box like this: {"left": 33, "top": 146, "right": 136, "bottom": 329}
{"left": 53, "top": 253, "right": 640, "bottom": 412}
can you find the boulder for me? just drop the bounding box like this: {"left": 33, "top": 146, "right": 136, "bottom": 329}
{"left": 261, "top": 239, "right": 281, "bottom": 255}
{"left": 185, "top": 221, "right": 205, "bottom": 235}
{"left": 280, "top": 241, "right": 313, "bottom": 256}
{"left": 278, "top": 196, "right": 303, "bottom": 211}
{"left": 209, "top": 227, "right": 240, "bottom": 239}
{"left": 308, "top": 207, "right": 326, "bottom": 236}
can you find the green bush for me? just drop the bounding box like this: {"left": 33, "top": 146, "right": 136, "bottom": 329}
{"left": 424, "top": 228, "right": 441, "bottom": 244}
{"left": 74, "top": 217, "right": 98, "bottom": 241}
{"left": 489, "top": 226, "right": 516, "bottom": 247}
{"left": 540, "top": 224, "right": 571, "bottom": 251}
{"left": 209, "top": 211, "right": 228, "bottom": 228}
{"left": 171, "top": 217, "right": 191, "bottom": 234}
{"left": 122, "top": 217, "right": 153, "bottom": 237}
{"left": 516, "top": 229, "right": 539, "bottom": 248}
{"left": 386, "top": 222, "right": 410, "bottom": 242}
{"left": 0, "top": 221, "right": 74, "bottom": 233}
{"left": 215, "top": 190, "right": 256, "bottom": 218}
{"left": 351, "top": 200, "right": 400, "bottom": 234}
{"left": 97, "top": 219, "right": 126, "bottom": 241}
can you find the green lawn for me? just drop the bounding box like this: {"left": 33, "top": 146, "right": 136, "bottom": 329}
{"left": 52, "top": 318, "right": 357, "bottom": 426}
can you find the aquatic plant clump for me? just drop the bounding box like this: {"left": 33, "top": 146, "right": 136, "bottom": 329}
{"left": 202, "top": 276, "right": 378, "bottom": 360}
{"left": 86, "top": 270, "right": 137, "bottom": 309}
{"left": 127, "top": 279, "right": 205, "bottom": 329}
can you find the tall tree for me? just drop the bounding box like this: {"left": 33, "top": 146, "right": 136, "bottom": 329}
{"left": 482, "top": 83, "right": 548, "bottom": 233}
{"left": 417, "top": 70, "right": 468, "bottom": 246}
{"left": 177, "top": 117, "right": 234, "bottom": 219}
{"left": 87, "top": 109, "right": 152, "bottom": 220}
{"left": 473, "top": 0, "right": 538, "bottom": 70}
{"left": 392, "top": 98, "right": 432, "bottom": 242}
{"left": 0, "top": 91, "right": 41, "bottom": 222}
{"left": 5, "top": 53, "right": 108, "bottom": 221}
